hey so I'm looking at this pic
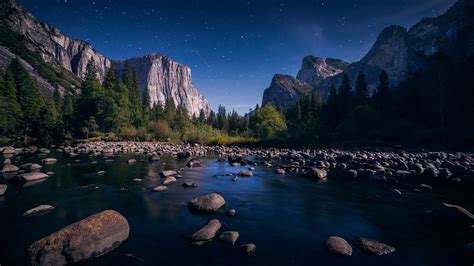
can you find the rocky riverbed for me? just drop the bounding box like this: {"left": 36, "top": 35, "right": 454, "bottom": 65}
{"left": 0, "top": 142, "right": 473, "bottom": 265}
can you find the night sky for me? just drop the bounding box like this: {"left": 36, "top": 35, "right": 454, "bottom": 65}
{"left": 18, "top": 0, "right": 456, "bottom": 113}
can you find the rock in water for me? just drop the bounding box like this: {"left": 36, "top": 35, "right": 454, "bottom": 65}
{"left": 42, "top": 158, "right": 57, "bottom": 164}
{"left": 219, "top": 231, "right": 240, "bottom": 246}
{"left": 0, "top": 184, "right": 7, "bottom": 196}
{"left": 191, "top": 219, "right": 221, "bottom": 243}
{"left": 355, "top": 238, "right": 395, "bottom": 255}
{"left": 226, "top": 209, "right": 237, "bottom": 217}
{"left": 1, "top": 163, "right": 19, "bottom": 173}
{"left": 160, "top": 170, "right": 178, "bottom": 178}
{"left": 275, "top": 168, "right": 286, "bottom": 174}
{"left": 162, "top": 176, "right": 177, "bottom": 185}
{"left": 325, "top": 236, "right": 352, "bottom": 256}
{"left": 27, "top": 210, "right": 129, "bottom": 266}
{"left": 20, "top": 172, "right": 48, "bottom": 182}
{"left": 186, "top": 158, "right": 202, "bottom": 168}
{"left": 182, "top": 182, "right": 198, "bottom": 188}
{"left": 153, "top": 185, "right": 168, "bottom": 192}
{"left": 24, "top": 205, "right": 55, "bottom": 216}
{"left": 240, "top": 243, "right": 256, "bottom": 255}
{"left": 188, "top": 193, "right": 226, "bottom": 212}
{"left": 238, "top": 170, "right": 253, "bottom": 177}
{"left": 308, "top": 168, "right": 327, "bottom": 180}
{"left": 127, "top": 159, "right": 137, "bottom": 164}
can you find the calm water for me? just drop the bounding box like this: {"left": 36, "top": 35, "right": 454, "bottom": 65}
{"left": 0, "top": 151, "right": 472, "bottom": 266}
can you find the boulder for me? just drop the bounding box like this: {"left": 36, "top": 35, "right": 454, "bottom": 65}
{"left": 1, "top": 163, "right": 19, "bottom": 173}
{"left": 153, "top": 185, "right": 168, "bottom": 192}
{"left": 182, "top": 182, "right": 198, "bottom": 188}
{"left": 162, "top": 176, "right": 177, "bottom": 185}
{"left": 24, "top": 205, "right": 55, "bottom": 216}
{"left": 219, "top": 231, "right": 240, "bottom": 246}
{"left": 191, "top": 219, "right": 221, "bottom": 243}
{"left": 160, "top": 170, "right": 177, "bottom": 178}
{"left": 27, "top": 210, "right": 129, "bottom": 266}
{"left": 355, "top": 238, "right": 395, "bottom": 255}
{"left": 42, "top": 158, "right": 57, "bottom": 165}
{"left": 188, "top": 193, "right": 226, "bottom": 212}
{"left": 20, "top": 172, "right": 48, "bottom": 182}
{"left": 127, "top": 159, "right": 137, "bottom": 164}
{"left": 240, "top": 243, "right": 256, "bottom": 255}
{"left": 308, "top": 168, "right": 327, "bottom": 180}
{"left": 275, "top": 168, "right": 286, "bottom": 174}
{"left": 431, "top": 203, "right": 474, "bottom": 228}
{"left": 0, "top": 184, "right": 7, "bottom": 196}
{"left": 346, "top": 169, "right": 358, "bottom": 178}
{"left": 186, "top": 159, "right": 202, "bottom": 168}
{"left": 238, "top": 170, "right": 253, "bottom": 177}
{"left": 325, "top": 236, "right": 352, "bottom": 256}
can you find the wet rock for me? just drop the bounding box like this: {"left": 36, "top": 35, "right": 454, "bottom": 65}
{"left": 240, "top": 243, "right": 256, "bottom": 255}
{"left": 226, "top": 209, "right": 237, "bottom": 217}
{"left": 162, "top": 176, "right": 177, "bottom": 185}
{"left": 431, "top": 203, "right": 474, "bottom": 228}
{"left": 132, "top": 178, "right": 142, "bottom": 182}
{"left": 308, "top": 168, "right": 327, "bottom": 180}
{"left": 27, "top": 210, "right": 129, "bottom": 266}
{"left": 24, "top": 205, "right": 55, "bottom": 216}
{"left": 392, "top": 189, "right": 402, "bottom": 195}
{"left": 153, "top": 185, "right": 168, "bottom": 192}
{"left": 355, "top": 238, "right": 395, "bottom": 255}
{"left": 148, "top": 154, "right": 160, "bottom": 162}
{"left": 189, "top": 193, "right": 226, "bottom": 212}
{"left": 219, "top": 231, "right": 239, "bottom": 246}
{"left": 325, "top": 236, "right": 352, "bottom": 256}
{"left": 21, "top": 163, "right": 42, "bottom": 172}
{"left": 438, "top": 168, "right": 452, "bottom": 179}
{"left": 42, "top": 158, "right": 57, "bottom": 165}
{"left": 97, "top": 171, "right": 106, "bottom": 175}
{"left": 238, "top": 170, "right": 253, "bottom": 177}
{"left": 335, "top": 154, "right": 353, "bottom": 163}
{"left": 127, "top": 159, "right": 137, "bottom": 164}
{"left": 0, "top": 184, "right": 7, "bottom": 196}
{"left": 186, "top": 158, "right": 202, "bottom": 168}
{"left": 346, "top": 169, "right": 358, "bottom": 178}
{"left": 3, "top": 158, "right": 11, "bottom": 164}
{"left": 418, "top": 184, "right": 432, "bottom": 190}
{"left": 232, "top": 176, "right": 238, "bottom": 182}
{"left": 20, "top": 172, "right": 48, "bottom": 182}
{"left": 275, "top": 168, "right": 286, "bottom": 174}
{"left": 1, "top": 163, "right": 19, "bottom": 173}
{"left": 160, "top": 170, "right": 177, "bottom": 178}
{"left": 191, "top": 219, "right": 221, "bottom": 243}
{"left": 183, "top": 182, "right": 198, "bottom": 188}
{"left": 370, "top": 174, "right": 387, "bottom": 182}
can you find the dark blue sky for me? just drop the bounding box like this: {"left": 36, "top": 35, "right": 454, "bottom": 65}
{"left": 18, "top": 0, "right": 456, "bottom": 113}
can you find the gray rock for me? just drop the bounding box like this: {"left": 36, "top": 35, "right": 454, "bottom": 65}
{"left": 182, "top": 182, "right": 198, "bottom": 188}
{"left": 325, "top": 236, "right": 352, "bottom": 256}
{"left": 153, "top": 185, "right": 168, "bottom": 192}
{"left": 162, "top": 176, "right": 177, "bottom": 185}
{"left": 238, "top": 170, "right": 253, "bottom": 177}
{"left": 219, "top": 231, "right": 240, "bottom": 246}
{"left": 308, "top": 168, "right": 327, "bottom": 180}
{"left": 355, "top": 238, "right": 395, "bottom": 255}
{"left": 127, "top": 159, "right": 137, "bottom": 164}
{"left": 188, "top": 193, "right": 226, "bottom": 212}
{"left": 186, "top": 158, "right": 202, "bottom": 168}
{"left": 27, "top": 210, "right": 129, "bottom": 266}
{"left": 97, "top": 171, "right": 106, "bottom": 175}
{"left": 160, "top": 170, "right": 177, "bottom": 178}
{"left": 42, "top": 158, "right": 57, "bottom": 164}
{"left": 191, "top": 219, "right": 221, "bottom": 243}
{"left": 0, "top": 184, "right": 7, "bottom": 196}
{"left": 226, "top": 209, "right": 237, "bottom": 217}
{"left": 24, "top": 205, "right": 55, "bottom": 216}
{"left": 346, "top": 169, "right": 358, "bottom": 178}
{"left": 240, "top": 243, "right": 256, "bottom": 255}
{"left": 1, "top": 163, "right": 19, "bottom": 173}
{"left": 20, "top": 172, "right": 48, "bottom": 182}
{"left": 431, "top": 203, "right": 474, "bottom": 228}
{"left": 275, "top": 168, "right": 286, "bottom": 174}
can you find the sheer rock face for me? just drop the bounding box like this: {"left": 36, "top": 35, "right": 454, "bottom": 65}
{"left": 1, "top": 0, "right": 111, "bottom": 80}
{"left": 115, "top": 54, "right": 211, "bottom": 116}
{"left": 0, "top": 0, "right": 210, "bottom": 116}
{"left": 261, "top": 74, "right": 315, "bottom": 109}
{"left": 296, "top": 56, "right": 348, "bottom": 85}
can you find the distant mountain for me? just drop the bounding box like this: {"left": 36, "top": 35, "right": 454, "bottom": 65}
{"left": 0, "top": 0, "right": 210, "bottom": 116}
{"left": 296, "top": 56, "right": 349, "bottom": 85}
{"left": 262, "top": 0, "right": 474, "bottom": 109}
{"left": 262, "top": 74, "right": 314, "bottom": 109}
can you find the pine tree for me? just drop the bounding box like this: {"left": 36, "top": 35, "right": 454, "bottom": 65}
{"left": 198, "top": 109, "right": 206, "bottom": 124}
{"left": 338, "top": 74, "right": 353, "bottom": 118}
{"left": 150, "top": 102, "right": 164, "bottom": 121}
{"left": 0, "top": 68, "right": 22, "bottom": 136}
{"left": 217, "top": 105, "right": 228, "bottom": 131}
{"left": 122, "top": 63, "right": 143, "bottom": 127}
{"left": 324, "top": 83, "right": 339, "bottom": 126}
{"left": 207, "top": 110, "right": 217, "bottom": 127}
{"left": 372, "top": 70, "right": 392, "bottom": 111}
{"left": 163, "top": 99, "right": 177, "bottom": 126}
{"left": 355, "top": 72, "right": 369, "bottom": 105}
{"left": 142, "top": 86, "right": 151, "bottom": 124}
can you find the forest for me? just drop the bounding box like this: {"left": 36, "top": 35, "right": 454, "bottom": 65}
{"left": 0, "top": 52, "right": 473, "bottom": 148}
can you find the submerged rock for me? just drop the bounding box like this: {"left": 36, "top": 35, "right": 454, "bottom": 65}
{"left": 240, "top": 243, "right": 256, "bottom": 255}
{"left": 431, "top": 203, "right": 474, "bottom": 228}
{"left": 355, "top": 238, "right": 395, "bottom": 255}
{"left": 325, "top": 236, "right": 352, "bottom": 256}
{"left": 24, "top": 205, "right": 55, "bottom": 216}
{"left": 27, "top": 210, "right": 129, "bottom": 266}
{"left": 219, "top": 231, "right": 240, "bottom": 246}
{"left": 188, "top": 193, "right": 226, "bottom": 212}
{"left": 308, "top": 168, "right": 327, "bottom": 180}
{"left": 191, "top": 219, "right": 221, "bottom": 243}
{"left": 20, "top": 172, "right": 49, "bottom": 182}
{"left": 275, "top": 168, "right": 286, "bottom": 174}
{"left": 182, "top": 182, "right": 198, "bottom": 188}
{"left": 127, "top": 159, "right": 137, "bottom": 164}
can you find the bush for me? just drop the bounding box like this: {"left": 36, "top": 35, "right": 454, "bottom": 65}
{"left": 119, "top": 127, "right": 137, "bottom": 140}
{"left": 149, "top": 120, "right": 173, "bottom": 141}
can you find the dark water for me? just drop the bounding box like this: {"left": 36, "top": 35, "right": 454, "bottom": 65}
{"left": 0, "top": 152, "right": 472, "bottom": 266}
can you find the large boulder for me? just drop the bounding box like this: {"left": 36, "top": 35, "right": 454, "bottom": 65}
{"left": 1, "top": 163, "right": 19, "bottom": 173}
{"left": 191, "top": 219, "right": 221, "bottom": 243}
{"left": 28, "top": 210, "right": 129, "bottom": 266}
{"left": 308, "top": 168, "right": 328, "bottom": 180}
{"left": 355, "top": 238, "right": 395, "bottom": 255}
{"left": 20, "top": 172, "right": 49, "bottom": 182}
{"left": 431, "top": 203, "right": 474, "bottom": 228}
{"left": 240, "top": 243, "right": 256, "bottom": 255}
{"left": 188, "top": 193, "right": 226, "bottom": 213}
{"left": 325, "top": 236, "right": 352, "bottom": 256}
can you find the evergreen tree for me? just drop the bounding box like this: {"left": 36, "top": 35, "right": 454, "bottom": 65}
{"left": 163, "top": 99, "right": 177, "bottom": 126}
{"left": 355, "top": 72, "right": 369, "bottom": 105}
{"left": 198, "top": 109, "right": 206, "bottom": 124}
{"left": 122, "top": 63, "right": 143, "bottom": 127}
{"left": 207, "top": 110, "right": 217, "bottom": 127}
{"left": 150, "top": 102, "right": 164, "bottom": 121}
{"left": 0, "top": 68, "right": 22, "bottom": 136}
{"left": 337, "top": 74, "right": 353, "bottom": 118}
{"left": 142, "top": 86, "right": 151, "bottom": 124}
{"left": 372, "top": 70, "right": 392, "bottom": 110}
{"left": 324, "top": 83, "right": 339, "bottom": 126}
{"left": 216, "top": 105, "right": 228, "bottom": 131}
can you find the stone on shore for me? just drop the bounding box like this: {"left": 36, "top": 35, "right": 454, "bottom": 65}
{"left": 355, "top": 238, "right": 395, "bottom": 255}
{"left": 20, "top": 172, "right": 49, "bottom": 182}
{"left": 27, "top": 210, "right": 129, "bottom": 266}
{"left": 219, "top": 231, "right": 240, "bottom": 246}
{"left": 325, "top": 236, "right": 352, "bottom": 256}
{"left": 308, "top": 168, "right": 327, "bottom": 180}
{"left": 240, "top": 243, "right": 256, "bottom": 255}
{"left": 24, "top": 205, "right": 55, "bottom": 216}
{"left": 188, "top": 193, "right": 226, "bottom": 212}
{"left": 191, "top": 219, "right": 221, "bottom": 243}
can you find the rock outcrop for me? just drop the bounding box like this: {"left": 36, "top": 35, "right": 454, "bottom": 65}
{"left": 296, "top": 56, "right": 348, "bottom": 85}
{"left": 116, "top": 54, "right": 210, "bottom": 116}
{"left": 262, "top": 74, "right": 314, "bottom": 109}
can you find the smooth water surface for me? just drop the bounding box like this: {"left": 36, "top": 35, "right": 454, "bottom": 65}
{"left": 0, "top": 152, "right": 472, "bottom": 266}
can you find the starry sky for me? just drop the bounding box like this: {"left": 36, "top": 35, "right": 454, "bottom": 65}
{"left": 18, "top": 0, "right": 456, "bottom": 114}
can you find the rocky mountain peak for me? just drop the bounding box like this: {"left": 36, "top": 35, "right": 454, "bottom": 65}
{"left": 296, "top": 56, "right": 348, "bottom": 85}
{"left": 262, "top": 74, "right": 314, "bottom": 109}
